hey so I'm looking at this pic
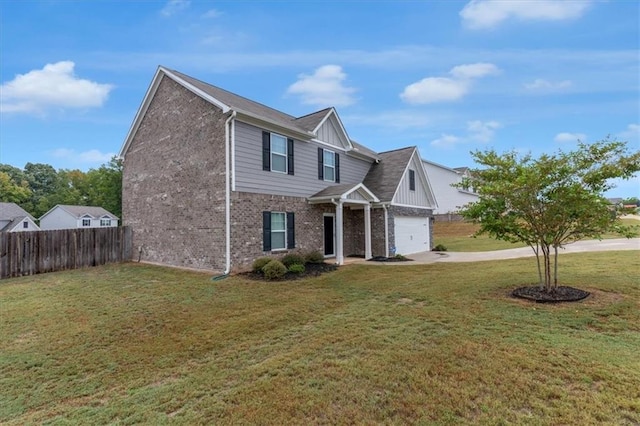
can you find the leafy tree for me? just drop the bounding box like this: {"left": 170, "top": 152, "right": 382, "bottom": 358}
{"left": 457, "top": 139, "right": 640, "bottom": 293}
{"left": 0, "top": 171, "right": 31, "bottom": 204}
{"left": 84, "top": 157, "right": 122, "bottom": 219}
{"left": 622, "top": 197, "right": 639, "bottom": 207}
{"left": 23, "top": 162, "right": 61, "bottom": 217}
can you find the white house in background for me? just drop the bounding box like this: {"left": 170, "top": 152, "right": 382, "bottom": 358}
{"left": 422, "top": 160, "right": 479, "bottom": 215}
{"left": 0, "top": 202, "right": 40, "bottom": 232}
{"left": 39, "top": 205, "right": 119, "bottom": 230}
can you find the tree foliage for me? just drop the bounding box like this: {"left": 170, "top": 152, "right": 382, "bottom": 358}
{"left": 457, "top": 139, "right": 640, "bottom": 292}
{"left": 0, "top": 157, "right": 122, "bottom": 220}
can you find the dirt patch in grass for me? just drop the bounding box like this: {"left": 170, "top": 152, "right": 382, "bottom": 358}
{"left": 239, "top": 262, "right": 338, "bottom": 281}
{"left": 512, "top": 286, "right": 591, "bottom": 303}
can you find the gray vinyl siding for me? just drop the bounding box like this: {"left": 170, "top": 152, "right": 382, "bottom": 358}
{"left": 393, "top": 155, "right": 432, "bottom": 208}
{"left": 316, "top": 116, "right": 348, "bottom": 148}
{"left": 234, "top": 120, "right": 373, "bottom": 197}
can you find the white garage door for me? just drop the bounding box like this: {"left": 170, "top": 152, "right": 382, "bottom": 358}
{"left": 394, "top": 216, "right": 429, "bottom": 255}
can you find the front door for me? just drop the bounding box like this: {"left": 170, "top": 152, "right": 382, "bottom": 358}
{"left": 323, "top": 214, "right": 335, "bottom": 256}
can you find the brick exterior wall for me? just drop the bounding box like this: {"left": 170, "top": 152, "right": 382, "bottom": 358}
{"left": 122, "top": 76, "right": 228, "bottom": 271}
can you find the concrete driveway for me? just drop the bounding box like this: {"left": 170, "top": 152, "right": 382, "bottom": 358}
{"left": 363, "top": 238, "right": 640, "bottom": 265}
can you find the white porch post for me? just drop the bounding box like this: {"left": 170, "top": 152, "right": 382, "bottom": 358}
{"left": 364, "top": 204, "right": 372, "bottom": 259}
{"left": 335, "top": 200, "right": 344, "bottom": 265}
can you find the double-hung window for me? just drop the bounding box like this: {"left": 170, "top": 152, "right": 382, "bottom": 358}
{"left": 100, "top": 218, "right": 111, "bottom": 227}
{"left": 263, "top": 211, "right": 295, "bottom": 251}
{"left": 262, "top": 131, "right": 294, "bottom": 175}
{"left": 317, "top": 148, "right": 340, "bottom": 183}
{"left": 82, "top": 219, "right": 91, "bottom": 227}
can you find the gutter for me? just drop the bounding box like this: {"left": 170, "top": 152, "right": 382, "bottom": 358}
{"left": 223, "top": 110, "right": 237, "bottom": 275}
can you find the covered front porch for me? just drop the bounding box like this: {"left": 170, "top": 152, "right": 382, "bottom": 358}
{"left": 308, "top": 183, "right": 380, "bottom": 265}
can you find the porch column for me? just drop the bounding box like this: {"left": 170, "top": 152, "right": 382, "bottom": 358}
{"left": 364, "top": 204, "right": 372, "bottom": 259}
{"left": 335, "top": 200, "right": 344, "bottom": 265}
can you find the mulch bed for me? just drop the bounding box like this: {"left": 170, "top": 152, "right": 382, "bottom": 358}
{"left": 367, "top": 256, "right": 414, "bottom": 262}
{"left": 239, "top": 262, "right": 338, "bottom": 281}
{"left": 512, "top": 285, "right": 591, "bottom": 303}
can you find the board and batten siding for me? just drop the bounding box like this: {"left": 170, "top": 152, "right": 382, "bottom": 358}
{"left": 393, "top": 155, "right": 433, "bottom": 208}
{"left": 315, "top": 115, "right": 349, "bottom": 148}
{"left": 234, "top": 121, "right": 373, "bottom": 197}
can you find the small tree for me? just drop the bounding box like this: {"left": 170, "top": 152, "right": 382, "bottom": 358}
{"left": 458, "top": 139, "right": 639, "bottom": 293}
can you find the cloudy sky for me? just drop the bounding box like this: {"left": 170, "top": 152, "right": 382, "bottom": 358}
{"left": 1, "top": 0, "right": 638, "bottom": 196}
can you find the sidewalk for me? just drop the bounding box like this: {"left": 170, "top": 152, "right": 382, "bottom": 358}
{"left": 357, "top": 238, "right": 640, "bottom": 265}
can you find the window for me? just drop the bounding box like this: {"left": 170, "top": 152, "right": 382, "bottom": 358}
{"left": 100, "top": 219, "right": 111, "bottom": 227}
{"left": 262, "top": 131, "right": 294, "bottom": 175}
{"left": 263, "top": 211, "right": 295, "bottom": 251}
{"left": 409, "top": 169, "right": 416, "bottom": 191}
{"left": 317, "top": 148, "right": 340, "bottom": 183}
{"left": 82, "top": 219, "right": 91, "bottom": 227}
{"left": 23, "top": 221, "right": 29, "bottom": 229}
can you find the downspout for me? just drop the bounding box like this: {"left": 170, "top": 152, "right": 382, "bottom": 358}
{"left": 223, "top": 111, "right": 236, "bottom": 275}
{"left": 383, "top": 204, "right": 389, "bottom": 258}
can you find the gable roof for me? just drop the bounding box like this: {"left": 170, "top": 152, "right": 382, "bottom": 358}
{"left": 1, "top": 216, "right": 39, "bottom": 232}
{"left": 40, "top": 205, "right": 119, "bottom": 221}
{"left": 119, "top": 67, "right": 378, "bottom": 161}
{"left": 308, "top": 183, "right": 379, "bottom": 203}
{"left": 363, "top": 147, "right": 417, "bottom": 203}
{"left": 0, "top": 202, "right": 35, "bottom": 221}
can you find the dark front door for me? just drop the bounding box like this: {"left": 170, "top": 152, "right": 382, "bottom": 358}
{"left": 323, "top": 215, "right": 335, "bottom": 256}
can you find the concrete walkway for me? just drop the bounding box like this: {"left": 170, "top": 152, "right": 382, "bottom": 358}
{"left": 356, "top": 238, "right": 640, "bottom": 265}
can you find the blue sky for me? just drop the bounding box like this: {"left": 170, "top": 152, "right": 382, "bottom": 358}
{"left": 1, "top": 0, "right": 638, "bottom": 196}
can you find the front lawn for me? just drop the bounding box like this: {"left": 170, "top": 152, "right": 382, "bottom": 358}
{"left": 433, "top": 218, "right": 640, "bottom": 252}
{"left": 1, "top": 252, "right": 639, "bottom": 424}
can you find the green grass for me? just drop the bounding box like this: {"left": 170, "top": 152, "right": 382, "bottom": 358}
{"left": 434, "top": 219, "right": 640, "bottom": 252}
{"left": 1, "top": 253, "right": 639, "bottom": 424}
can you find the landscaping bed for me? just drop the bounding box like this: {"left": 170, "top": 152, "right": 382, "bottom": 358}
{"left": 512, "top": 285, "right": 591, "bottom": 303}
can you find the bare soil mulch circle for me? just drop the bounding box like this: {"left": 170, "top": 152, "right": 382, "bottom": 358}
{"left": 512, "top": 285, "right": 590, "bottom": 303}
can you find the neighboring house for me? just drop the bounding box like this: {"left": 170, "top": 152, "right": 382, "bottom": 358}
{"left": 119, "top": 66, "right": 437, "bottom": 272}
{"left": 422, "top": 160, "right": 478, "bottom": 215}
{"left": 39, "top": 205, "right": 119, "bottom": 230}
{"left": 0, "top": 202, "right": 40, "bottom": 232}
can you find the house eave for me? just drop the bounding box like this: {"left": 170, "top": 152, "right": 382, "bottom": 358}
{"left": 234, "top": 110, "right": 314, "bottom": 141}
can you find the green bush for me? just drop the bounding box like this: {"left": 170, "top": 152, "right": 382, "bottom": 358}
{"left": 287, "top": 263, "right": 305, "bottom": 274}
{"left": 281, "top": 253, "right": 305, "bottom": 268}
{"left": 252, "top": 257, "right": 273, "bottom": 272}
{"left": 305, "top": 250, "right": 325, "bottom": 264}
{"left": 262, "top": 260, "right": 287, "bottom": 280}
{"left": 433, "top": 244, "right": 448, "bottom": 252}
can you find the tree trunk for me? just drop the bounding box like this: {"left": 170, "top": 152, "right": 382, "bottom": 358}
{"left": 553, "top": 245, "right": 559, "bottom": 288}
{"left": 541, "top": 244, "right": 552, "bottom": 292}
{"left": 531, "top": 243, "right": 543, "bottom": 287}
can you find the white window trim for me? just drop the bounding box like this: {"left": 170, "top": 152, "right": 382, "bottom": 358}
{"left": 270, "top": 133, "right": 288, "bottom": 174}
{"left": 323, "top": 149, "right": 336, "bottom": 182}
{"left": 270, "top": 211, "right": 287, "bottom": 251}
{"left": 82, "top": 219, "right": 91, "bottom": 227}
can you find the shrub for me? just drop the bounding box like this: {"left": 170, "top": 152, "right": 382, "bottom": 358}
{"left": 287, "top": 263, "right": 305, "bottom": 274}
{"left": 433, "top": 244, "right": 448, "bottom": 252}
{"left": 252, "top": 257, "right": 273, "bottom": 272}
{"left": 262, "top": 260, "right": 287, "bottom": 280}
{"left": 305, "top": 250, "right": 325, "bottom": 264}
{"left": 394, "top": 254, "right": 408, "bottom": 260}
{"left": 281, "top": 253, "right": 305, "bottom": 268}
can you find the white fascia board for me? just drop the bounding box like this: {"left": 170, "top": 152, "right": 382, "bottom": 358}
{"left": 390, "top": 148, "right": 438, "bottom": 209}
{"left": 422, "top": 158, "right": 461, "bottom": 174}
{"left": 312, "top": 108, "right": 354, "bottom": 150}
{"left": 342, "top": 183, "right": 379, "bottom": 203}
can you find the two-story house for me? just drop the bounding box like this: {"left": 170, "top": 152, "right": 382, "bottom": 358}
{"left": 39, "top": 205, "right": 119, "bottom": 230}
{"left": 119, "top": 67, "right": 436, "bottom": 273}
{"left": 422, "top": 160, "right": 478, "bottom": 216}
{"left": 0, "top": 202, "right": 40, "bottom": 232}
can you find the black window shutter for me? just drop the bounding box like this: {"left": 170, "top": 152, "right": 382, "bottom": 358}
{"left": 318, "top": 148, "right": 324, "bottom": 180}
{"left": 262, "top": 132, "right": 270, "bottom": 171}
{"left": 286, "top": 212, "right": 295, "bottom": 249}
{"left": 409, "top": 169, "right": 415, "bottom": 191}
{"left": 335, "top": 153, "right": 340, "bottom": 183}
{"left": 262, "top": 211, "right": 271, "bottom": 251}
{"left": 287, "top": 138, "right": 294, "bottom": 175}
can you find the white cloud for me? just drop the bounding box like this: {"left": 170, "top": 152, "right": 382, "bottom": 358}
{"left": 460, "top": 0, "right": 593, "bottom": 29}
{"left": 431, "top": 134, "right": 462, "bottom": 149}
{"left": 51, "top": 148, "right": 115, "bottom": 164}
{"left": 400, "top": 62, "right": 499, "bottom": 105}
{"left": 161, "top": 0, "right": 190, "bottom": 17}
{"left": 286, "top": 65, "right": 356, "bottom": 107}
{"left": 524, "top": 78, "right": 572, "bottom": 92}
{"left": 467, "top": 120, "right": 501, "bottom": 142}
{"left": 431, "top": 120, "right": 502, "bottom": 148}
{"left": 617, "top": 124, "right": 640, "bottom": 140}
{"left": 554, "top": 132, "right": 586, "bottom": 143}
{"left": 450, "top": 63, "right": 500, "bottom": 79}
{"left": 0, "top": 61, "right": 113, "bottom": 114}
{"left": 202, "top": 9, "right": 221, "bottom": 19}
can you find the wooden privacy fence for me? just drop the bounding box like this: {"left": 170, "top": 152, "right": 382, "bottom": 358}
{"left": 0, "top": 227, "right": 133, "bottom": 279}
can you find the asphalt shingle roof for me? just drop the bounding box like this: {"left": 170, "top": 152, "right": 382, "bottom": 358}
{"left": 363, "top": 147, "right": 416, "bottom": 203}
{"left": 0, "top": 202, "right": 35, "bottom": 221}
{"left": 51, "top": 205, "right": 118, "bottom": 220}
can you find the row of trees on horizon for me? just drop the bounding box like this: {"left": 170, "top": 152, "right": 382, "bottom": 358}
{"left": 0, "top": 157, "right": 122, "bottom": 220}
